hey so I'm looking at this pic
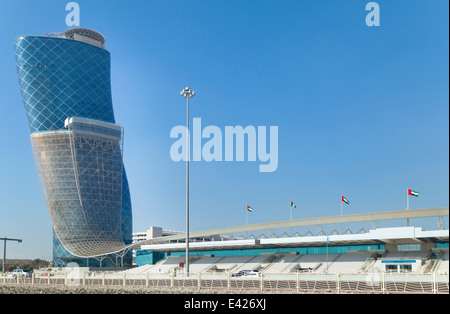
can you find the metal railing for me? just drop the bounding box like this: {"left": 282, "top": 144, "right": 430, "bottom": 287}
{"left": 1, "top": 272, "right": 448, "bottom": 294}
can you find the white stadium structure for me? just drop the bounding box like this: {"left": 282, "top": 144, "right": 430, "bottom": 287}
{"left": 131, "top": 207, "right": 449, "bottom": 276}
{"left": 2, "top": 207, "right": 448, "bottom": 293}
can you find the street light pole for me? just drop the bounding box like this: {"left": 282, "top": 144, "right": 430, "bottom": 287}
{"left": 180, "top": 86, "right": 196, "bottom": 277}
{"left": 1, "top": 237, "right": 22, "bottom": 273}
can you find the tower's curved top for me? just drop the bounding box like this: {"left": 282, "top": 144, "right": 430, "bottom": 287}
{"left": 64, "top": 28, "right": 106, "bottom": 48}
{"left": 36, "top": 27, "right": 107, "bottom": 49}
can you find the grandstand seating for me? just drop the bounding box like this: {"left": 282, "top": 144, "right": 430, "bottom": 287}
{"left": 188, "top": 256, "right": 225, "bottom": 273}
{"left": 207, "top": 256, "right": 256, "bottom": 272}
{"left": 143, "top": 256, "right": 185, "bottom": 274}
{"left": 436, "top": 251, "right": 449, "bottom": 274}
{"left": 326, "top": 252, "right": 373, "bottom": 273}
{"left": 263, "top": 254, "right": 301, "bottom": 273}
{"left": 231, "top": 255, "right": 272, "bottom": 273}
{"left": 295, "top": 254, "right": 338, "bottom": 273}
{"left": 125, "top": 249, "right": 449, "bottom": 275}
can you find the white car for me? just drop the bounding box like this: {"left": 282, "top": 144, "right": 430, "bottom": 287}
{"left": 241, "top": 270, "right": 262, "bottom": 278}
{"left": 12, "top": 269, "right": 33, "bottom": 278}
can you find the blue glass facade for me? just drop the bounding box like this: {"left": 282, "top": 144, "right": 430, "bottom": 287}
{"left": 14, "top": 36, "right": 115, "bottom": 132}
{"left": 167, "top": 244, "right": 386, "bottom": 257}
{"left": 136, "top": 250, "right": 166, "bottom": 267}
{"left": 14, "top": 31, "right": 132, "bottom": 265}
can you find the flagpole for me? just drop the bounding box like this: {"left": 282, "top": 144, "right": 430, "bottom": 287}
{"left": 407, "top": 188, "right": 409, "bottom": 210}
{"left": 341, "top": 199, "right": 343, "bottom": 234}
{"left": 290, "top": 205, "right": 293, "bottom": 235}
{"left": 407, "top": 188, "right": 410, "bottom": 226}
{"left": 246, "top": 208, "right": 249, "bottom": 238}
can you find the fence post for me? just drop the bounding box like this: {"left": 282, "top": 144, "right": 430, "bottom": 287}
{"left": 336, "top": 273, "right": 340, "bottom": 293}
{"left": 123, "top": 272, "right": 126, "bottom": 287}
{"left": 170, "top": 270, "right": 174, "bottom": 288}
{"left": 102, "top": 272, "right": 105, "bottom": 286}
{"left": 146, "top": 273, "right": 149, "bottom": 287}
{"left": 83, "top": 271, "right": 86, "bottom": 286}
{"left": 48, "top": 273, "right": 51, "bottom": 285}
{"left": 197, "top": 273, "right": 201, "bottom": 291}
{"left": 260, "top": 274, "right": 264, "bottom": 291}
{"left": 227, "top": 272, "right": 231, "bottom": 290}
{"left": 64, "top": 272, "right": 67, "bottom": 286}
{"left": 296, "top": 272, "right": 299, "bottom": 292}
{"left": 31, "top": 273, "right": 34, "bottom": 285}
{"left": 433, "top": 273, "right": 437, "bottom": 294}
{"left": 381, "top": 272, "right": 385, "bottom": 294}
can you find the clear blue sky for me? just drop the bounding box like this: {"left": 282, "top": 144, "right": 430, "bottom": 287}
{"left": 0, "top": 0, "right": 448, "bottom": 259}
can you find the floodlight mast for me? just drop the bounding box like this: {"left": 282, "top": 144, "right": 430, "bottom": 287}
{"left": 180, "top": 87, "right": 195, "bottom": 277}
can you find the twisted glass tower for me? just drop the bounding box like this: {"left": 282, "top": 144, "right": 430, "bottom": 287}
{"left": 14, "top": 28, "right": 132, "bottom": 265}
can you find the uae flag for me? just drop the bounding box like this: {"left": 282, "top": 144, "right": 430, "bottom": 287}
{"left": 408, "top": 189, "right": 419, "bottom": 197}
{"left": 342, "top": 196, "right": 350, "bottom": 205}
{"left": 247, "top": 205, "right": 253, "bottom": 212}
{"left": 290, "top": 201, "right": 296, "bottom": 208}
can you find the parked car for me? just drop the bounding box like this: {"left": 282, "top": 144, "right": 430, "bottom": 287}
{"left": 12, "top": 269, "right": 33, "bottom": 278}
{"left": 232, "top": 270, "right": 261, "bottom": 277}
{"left": 231, "top": 270, "right": 246, "bottom": 277}
{"left": 241, "top": 270, "right": 261, "bottom": 277}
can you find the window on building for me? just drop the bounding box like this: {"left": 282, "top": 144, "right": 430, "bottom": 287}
{"left": 400, "top": 264, "right": 412, "bottom": 272}
{"left": 398, "top": 243, "right": 421, "bottom": 251}
{"left": 386, "top": 265, "right": 398, "bottom": 272}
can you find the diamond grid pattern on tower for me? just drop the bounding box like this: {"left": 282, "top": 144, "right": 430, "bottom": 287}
{"left": 31, "top": 125, "right": 126, "bottom": 257}
{"left": 15, "top": 36, "right": 115, "bottom": 132}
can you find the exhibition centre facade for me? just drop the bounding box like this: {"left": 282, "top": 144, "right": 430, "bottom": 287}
{"left": 14, "top": 28, "right": 132, "bottom": 266}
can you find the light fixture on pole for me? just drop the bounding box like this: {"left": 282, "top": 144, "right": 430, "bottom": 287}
{"left": 180, "top": 86, "right": 195, "bottom": 277}
{"left": 1, "top": 237, "right": 22, "bottom": 274}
